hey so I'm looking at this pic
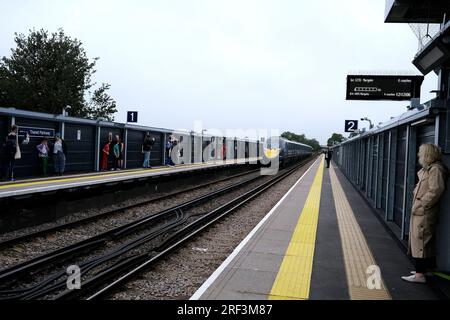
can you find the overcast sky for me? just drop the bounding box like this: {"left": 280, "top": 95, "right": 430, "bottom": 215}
{"left": 0, "top": 0, "right": 439, "bottom": 144}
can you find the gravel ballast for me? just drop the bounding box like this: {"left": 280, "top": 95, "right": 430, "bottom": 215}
{"left": 0, "top": 171, "right": 262, "bottom": 270}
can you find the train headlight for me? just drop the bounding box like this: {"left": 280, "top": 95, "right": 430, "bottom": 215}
{"left": 264, "top": 148, "right": 280, "bottom": 159}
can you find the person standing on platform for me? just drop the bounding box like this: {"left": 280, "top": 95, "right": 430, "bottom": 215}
{"left": 118, "top": 136, "right": 125, "bottom": 169}
{"left": 142, "top": 134, "right": 155, "bottom": 169}
{"left": 52, "top": 133, "right": 67, "bottom": 176}
{"left": 109, "top": 134, "right": 116, "bottom": 171}
{"left": 402, "top": 144, "right": 448, "bottom": 284}
{"left": 165, "top": 136, "right": 174, "bottom": 166}
{"left": 113, "top": 137, "right": 121, "bottom": 171}
{"left": 4, "top": 125, "right": 29, "bottom": 181}
{"left": 171, "top": 138, "right": 179, "bottom": 165}
{"left": 101, "top": 140, "right": 110, "bottom": 171}
{"left": 36, "top": 138, "right": 50, "bottom": 176}
{"left": 222, "top": 143, "right": 227, "bottom": 161}
{"left": 325, "top": 147, "right": 333, "bottom": 168}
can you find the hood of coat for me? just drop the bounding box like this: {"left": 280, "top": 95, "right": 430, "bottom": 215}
{"left": 420, "top": 161, "right": 449, "bottom": 179}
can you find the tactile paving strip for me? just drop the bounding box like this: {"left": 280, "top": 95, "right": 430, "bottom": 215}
{"left": 268, "top": 157, "right": 325, "bottom": 300}
{"left": 329, "top": 164, "right": 391, "bottom": 300}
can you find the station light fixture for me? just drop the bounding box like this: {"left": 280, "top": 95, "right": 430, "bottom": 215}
{"left": 361, "top": 117, "right": 374, "bottom": 129}
{"left": 412, "top": 21, "right": 450, "bottom": 75}
{"left": 62, "top": 105, "right": 72, "bottom": 117}
{"left": 411, "top": 118, "right": 430, "bottom": 127}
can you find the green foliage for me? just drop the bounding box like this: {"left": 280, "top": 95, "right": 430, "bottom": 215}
{"left": 0, "top": 28, "right": 117, "bottom": 120}
{"left": 85, "top": 84, "right": 117, "bottom": 122}
{"left": 327, "top": 133, "right": 345, "bottom": 146}
{"left": 281, "top": 131, "right": 321, "bottom": 151}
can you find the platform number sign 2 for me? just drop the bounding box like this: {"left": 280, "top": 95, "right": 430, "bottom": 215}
{"left": 345, "top": 120, "right": 358, "bottom": 133}
{"left": 127, "top": 111, "right": 138, "bottom": 123}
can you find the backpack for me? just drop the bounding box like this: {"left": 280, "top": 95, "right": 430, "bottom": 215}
{"left": 5, "top": 136, "right": 17, "bottom": 156}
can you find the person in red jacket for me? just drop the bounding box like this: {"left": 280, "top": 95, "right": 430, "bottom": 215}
{"left": 101, "top": 141, "right": 110, "bottom": 171}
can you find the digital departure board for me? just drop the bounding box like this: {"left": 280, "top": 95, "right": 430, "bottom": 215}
{"left": 346, "top": 75, "right": 424, "bottom": 101}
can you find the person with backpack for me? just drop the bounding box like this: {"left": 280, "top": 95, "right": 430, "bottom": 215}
{"left": 36, "top": 138, "right": 50, "bottom": 176}
{"left": 4, "top": 125, "right": 29, "bottom": 181}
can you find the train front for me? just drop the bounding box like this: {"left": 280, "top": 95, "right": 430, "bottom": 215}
{"left": 261, "top": 137, "right": 282, "bottom": 167}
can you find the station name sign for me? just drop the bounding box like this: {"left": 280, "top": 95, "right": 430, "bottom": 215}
{"left": 346, "top": 75, "right": 424, "bottom": 101}
{"left": 18, "top": 126, "right": 55, "bottom": 138}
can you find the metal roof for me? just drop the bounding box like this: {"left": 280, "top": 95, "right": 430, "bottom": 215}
{"left": 385, "top": 0, "right": 450, "bottom": 24}
{"left": 338, "top": 98, "right": 442, "bottom": 146}
{"left": 0, "top": 107, "right": 259, "bottom": 142}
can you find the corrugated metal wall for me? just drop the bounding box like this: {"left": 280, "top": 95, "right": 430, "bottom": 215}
{"left": 335, "top": 118, "right": 438, "bottom": 241}
{"left": 0, "top": 116, "right": 9, "bottom": 179}
{"left": 14, "top": 117, "right": 60, "bottom": 177}
{"left": 381, "top": 133, "right": 389, "bottom": 211}
{"left": 0, "top": 109, "right": 262, "bottom": 179}
{"left": 394, "top": 126, "right": 407, "bottom": 228}
{"left": 65, "top": 123, "right": 96, "bottom": 172}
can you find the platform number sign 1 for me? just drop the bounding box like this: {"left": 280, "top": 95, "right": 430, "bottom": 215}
{"left": 345, "top": 120, "right": 358, "bottom": 133}
{"left": 127, "top": 111, "right": 138, "bottom": 123}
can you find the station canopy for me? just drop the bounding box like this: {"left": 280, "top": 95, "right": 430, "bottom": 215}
{"left": 385, "top": 0, "right": 450, "bottom": 24}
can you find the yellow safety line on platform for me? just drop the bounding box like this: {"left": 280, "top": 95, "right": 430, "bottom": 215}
{"left": 268, "top": 156, "right": 324, "bottom": 300}
{"left": 0, "top": 167, "right": 146, "bottom": 186}
{"left": 329, "top": 164, "right": 391, "bottom": 300}
{"left": 0, "top": 163, "right": 206, "bottom": 190}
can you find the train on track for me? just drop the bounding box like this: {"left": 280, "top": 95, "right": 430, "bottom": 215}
{"left": 263, "top": 137, "right": 313, "bottom": 167}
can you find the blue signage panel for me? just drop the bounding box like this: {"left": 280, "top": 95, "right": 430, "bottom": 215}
{"left": 127, "top": 111, "right": 138, "bottom": 123}
{"left": 18, "top": 127, "right": 55, "bottom": 138}
{"left": 345, "top": 120, "right": 358, "bottom": 133}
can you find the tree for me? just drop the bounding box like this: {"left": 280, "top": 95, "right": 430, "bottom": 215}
{"left": 327, "top": 133, "right": 345, "bottom": 146}
{"left": 0, "top": 28, "right": 117, "bottom": 120}
{"left": 281, "top": 131, "right": 321, "bottom": 151}
{"left": 85, "top": 84, "right": 117, "bottom": 121}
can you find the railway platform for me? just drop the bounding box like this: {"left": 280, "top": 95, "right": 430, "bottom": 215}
{"left": 191, "top": 155, "right": 446, "bottom": 300}
{"left": 0, "top": 158, "right": 260, "bottom": 200}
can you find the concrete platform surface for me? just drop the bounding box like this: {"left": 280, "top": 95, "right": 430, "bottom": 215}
{"left": 191, "top": 156, "right": 441, "bottom": 300}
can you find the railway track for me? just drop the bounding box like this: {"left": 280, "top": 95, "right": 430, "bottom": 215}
{"left": 0, "top": 168, "right": 261, "bottom": 249}
{"left": 0, "top": 156, "right": 315, "bottom": 300}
